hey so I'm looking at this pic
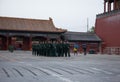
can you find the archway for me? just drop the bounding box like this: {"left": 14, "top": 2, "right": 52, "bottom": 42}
{"left": 0, "top": 35, "right": 7, "bottom": 50}
{"left": 8, "top": 36, "right": 24, "bottom": 50}
{"left": 8, "top": 35, "right": 32, "bottom": 50}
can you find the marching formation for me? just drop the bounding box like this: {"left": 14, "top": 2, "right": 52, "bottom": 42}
{"left": 32, "top": 41, "right": 70, "bottom": 57}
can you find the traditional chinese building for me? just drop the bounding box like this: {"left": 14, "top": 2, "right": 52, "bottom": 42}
{"left": 95, "top": 0, "right": 120, "bottom": 54}
{"left": 0, "top": 16, "right": 102, "bottom": 54}
{"left": 64, "top": 32, "right": 101, "bottom": 54}
{"left": 0, "top": 16, "right": 66, "bottom": 50}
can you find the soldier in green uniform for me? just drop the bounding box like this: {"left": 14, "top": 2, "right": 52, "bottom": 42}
{"left": 65, "top": 41, "right": 70, "bottom": 57}
{"left": 59, "top": 41, "right": 64, "bottom": 57}
{"left": 36, "top": 44, "right": 39, "bottom": 56}
{"left": 50, "top": 42, "right": 54, "bottom": 57}
{"left": 38, "top": 43, "right": 41, "bottom": 56}
{"left": 44, "top": 41, "right": 47, "bottom": 56}
{"left": 34, "top": 44, "right": 37, "bottom": 56}
{"left": 46, "top": 41, "right": 49, "bottom": 56}
{"left": 47, "top": 41, "right": 51, "bottom": 57}
{"left": 55, "top": 41, "right": 58, "bottom": 57}
{"left": 41, "top": 42, "right": 44, "bottom": 56}
{"left": 32, "top": 44, "right": 35, "bottom": 55}
{"left": 51, "top": 41, "right": 57, "bottom": 57}
{"left": 56, "top": 41, "right": 60, "bottom": 57}
{"left": 37, "top": 44, "right": 39, "bottom": 56}
{"left": 62, "top": 41, "right": 66, "bottom": 57}
{"left": 64, "top": 42, "right": 68, "bottom": 57}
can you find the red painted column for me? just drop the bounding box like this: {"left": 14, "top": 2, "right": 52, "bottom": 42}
{"left": 107, "top": 1, "right": 109, "bottom": 12}
{"left": 3, "top": 34, "right": 9, "bottom": 50}
{"left": 23, "top": 37, "right": 28, "bottom": 50}
{"left": 6, "top": 35, "right": 9, "bottom": 50}
{"left": 108, "top": 1, "right": 111, "bottom": 12}
{"left": 0, "top": 38, "right": 1, "bottom": 44}
{"left": 23, "top": 36, "right": 32, "bottom": 50}
{"left": 104, "top": 1, "right": 106, "bottom": 13}
{"left": 110, "top": 2, "right": 111, "bottom": 11}
{"left": 2, "top": 37, "right": 6, "bottom": 50}
{"left": 23, "top": 37, "right": 25, "bottom": 50}
{"left": 29, "top": 36, "right": 32, "bottom": 50}
{"left": 114, "top": 0, "right": 116, "bottom": 10}
{"left": 3, "top": 35, "right": 11, "bottom": 50}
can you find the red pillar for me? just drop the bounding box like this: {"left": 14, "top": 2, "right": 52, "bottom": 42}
{"left": 3, "top": 35, "right": 9, "bottom": 50}
{"left": 109, "top": 2, "right": 111, "bottom": 11}
{"left": 2, "top": 37, "right": 7, "bottom": 50}
{"left": 29, "top": 36, "right": 32, "bottom": 50}
{"left": 108, "top": 1, "right": 111, "bottom": 12}
{"left": 0, "top": 38, "right": 2, "bottom": 50}
{"left": 23, "top": 37, "right": 28, "bottom": 50}
{"left": 23, "top": 36, "right": 32, "bottom": 50}
{"left": 113, "top": 0, "right": 116, "bottom": 10}
{"left": 104, "top": 1, "right": 106, "bottom": 13}
{"left": 6, "top": 36, "right": 9, "bottom": 50}
{"left": 2, "top": 35, "right": 11, "bottom": 50}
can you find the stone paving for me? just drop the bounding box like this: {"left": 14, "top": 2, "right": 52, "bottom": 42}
{"left": 0, "top": 51, "right": 120, "bottom": 82}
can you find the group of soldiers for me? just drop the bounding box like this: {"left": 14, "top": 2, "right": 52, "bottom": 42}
{"left": 32, "top": 41, "right": 70, "bottom": 57}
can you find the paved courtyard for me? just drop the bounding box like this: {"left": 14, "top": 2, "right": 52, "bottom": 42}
{"left": 0, "top": 51, "right": 120, "bottom": 82}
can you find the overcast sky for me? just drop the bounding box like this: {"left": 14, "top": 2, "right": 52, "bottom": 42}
{"left": 0, "top": 0, "right": 104, "bottom": 32}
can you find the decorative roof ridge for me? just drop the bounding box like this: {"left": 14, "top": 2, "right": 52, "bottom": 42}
{"left": 66, "top": 31, "right": 88, "bottom": 34}
{"left": 65, "top": 31, "right": 97, "bottom": 35}
{"left": 56, "top": 27, "right": 67, "bottom": 32}
{"left": 0, "top": 16, "right": 51, "bottom": 21}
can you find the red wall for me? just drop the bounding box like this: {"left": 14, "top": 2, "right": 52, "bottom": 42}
{"left": 95, "top": 13, "right": 120, "bottom": 47}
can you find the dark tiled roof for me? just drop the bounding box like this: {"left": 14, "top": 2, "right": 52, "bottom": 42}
{"left": 64, "top": 31, "right": 101, "bottom": 42}
{"left": 105, "top": 0, "right": 114, "bottom": 2}
{"left": 0, "top": 16, "right": 66, "bottom": 33}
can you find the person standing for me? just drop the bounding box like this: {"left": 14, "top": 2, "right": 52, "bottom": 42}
{"left": 65, "top": 42, "right": 70, "bottom": 57}
{"left": 73, "top": 47, "right": 78, "bottom": 55}
{"left": 51, "top": 41, "right": 57, "bottom": 57}
{"left": 32, "top": 44, "right": 35, "bottom": 55}
{"left": 56, "top": 41, "right": 60, "bottom": 57}
{"left": 59, "top": 41, "right": 64, "bottom": 57}
{"left": 73, "top": 43, "right": 79, "bottom": 55}
{"left": 82, "top": 43, "right": 87, "bottom": 55}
